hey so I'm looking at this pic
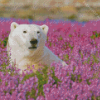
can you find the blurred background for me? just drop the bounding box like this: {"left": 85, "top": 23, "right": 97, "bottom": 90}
{"left": 0, "top": 0, "right": 100, "bottom": 22}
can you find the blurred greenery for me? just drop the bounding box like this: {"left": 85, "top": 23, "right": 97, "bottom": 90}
{"left": 0, "top": 5, "right": 100, "bottom": 21}
{"left": 67, "top": 14, "right": 77, "bottom": 20}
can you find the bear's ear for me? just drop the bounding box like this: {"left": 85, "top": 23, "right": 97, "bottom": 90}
{"left": 40, "top": 25, "right": 49, "bottom": 35}
{"left": 11, "top": 22, "right": 19, "bottom": 32}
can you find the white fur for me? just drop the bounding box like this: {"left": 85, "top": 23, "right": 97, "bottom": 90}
{"left": 7, "top": 22, "right": 67, "bottom": 74}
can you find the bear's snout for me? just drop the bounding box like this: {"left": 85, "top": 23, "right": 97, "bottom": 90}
{"left": 30, "top": 39, "right": 38, "bottom": 45}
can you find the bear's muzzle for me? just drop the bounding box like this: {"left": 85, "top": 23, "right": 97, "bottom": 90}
{"left": 29, "top": 39, "right": 38, "bottom": 49}
{"left": 30, "top": 39, "right": 38, "bottom": 45}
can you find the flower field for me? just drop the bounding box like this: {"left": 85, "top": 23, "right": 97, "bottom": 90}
{"left": 0, "top": 18, "right": 100, "bottom": 100}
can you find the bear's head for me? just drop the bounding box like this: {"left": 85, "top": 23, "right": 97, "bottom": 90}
{"left": 8, "top": 22, "right": 49, "bottom": 56}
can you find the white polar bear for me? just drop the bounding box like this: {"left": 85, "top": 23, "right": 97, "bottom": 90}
{"left": 7, "top": 22, "right": 67, "bottom": 74}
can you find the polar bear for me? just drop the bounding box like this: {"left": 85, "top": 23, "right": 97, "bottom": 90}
{"left": 7, "top": 22, "right": 67, "bottom": 74}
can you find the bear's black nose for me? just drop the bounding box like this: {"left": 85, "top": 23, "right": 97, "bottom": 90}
{"left": 30, "top": 39, "right": 38, "bottom": 44}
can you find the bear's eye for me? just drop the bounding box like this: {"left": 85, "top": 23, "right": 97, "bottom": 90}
{"left": 37, "top": 31, "right": 40, "bottom": 34}
{"left": 23, "top": 31, "right": 27, "bottom": 33}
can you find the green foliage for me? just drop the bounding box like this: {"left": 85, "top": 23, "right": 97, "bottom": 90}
{"left": 75, "top": 95, "right": 78, "bottom": 100}
{"left": 71, "top": 74, "right": 76, "bottom": 82}
{"left": 92, "top": 54, "right": 99, "bottom": 64}
{"left": 86, "top": 79, "right": 91, "bottom": 85}
{"left": 25, "top": 91, "right": 30, "bottom": 100}
{"left": 58, "top": 35, "right": 63, "bottom": 41}
{"left": 21, "top": 73, "right": 35, "bottom": 84}
{"left": 3, "top": 90, "right": 7, "bottom": 95}
{"left": 7, "top": 31, "right": 10, "bottom": 33}
{"left": 51, "top": 67, "right": 62, "bottom": 88}
{"left": 36, "top": 71, "right": 45, "bottom": 96}
{"left": 78, "top": 78, "right": 82, "bottom": 83}
{"left": 90, "top": 31, "right": 100, "bottom": 40}
{"left": 79, "top": 49, "right": 83, "bottom": 59}
{"left": 5, "top": 81, "right": 8, "bottom": 86}
{"left": 73, "top": 66, "right": 76, "bottom": 72}
{"left": 69, "top": 34, "right": 72, "bottom": 37}
{"left": 42, "top": 65, "right": 49, "bottom": 84}
{"left": 70, "top": 82, "right": 72, "bottom": 89}
{"left": 66, "top": 72, "right": 69, "bottom": 76}
{"left": 22, "top": 66, "right": 49, "bottom": 99}
{"left": 77, "top": 74, "right": 82, "bottom": 83}
{"left": 29, "top": 88, "right": 37, "bottom": 99}
{"left": 25, "top": 88, "right": 37, "bottom": 100}
{"left": 36, "top": 65, "right": 49, "bottom": 97}
{"left": 0, "top": 78, "right": 2, "bottom": 83}
{"left": 9, "top": 89, "right": 15, "bottom": 95}
{"left": 17, "top": 65, "right": 62, "bottom": 98}
{"left": 46, "top": 36, "right": 49, "bottom": 42}
{"left": 71, "top": 73, "right": 82, "bottom": 83}
{"left": 87, "top": 57, "right": 90, "bottom": 64}
{"left": 0, "top": 62, "right": 8, "bottom": 73}
{"left": 91, "top": 94, "right": 96, "bottom": 100}
{"left": 68, "top": 43, "right": 74, "bottom": 50}
{"left": 27, "top": 15, "right": 34, "bottom": 20}
{"left": 3, "top": 37, "right": 8, "bottom": 47}
{"left": 63, "top": 54, "right": 69, "bottom": 61}
{"left": 49, "top": 42, "right": 52, "bottom": 47}
{"left": 96, "top": 96, "right": 100, "bottom": 100}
